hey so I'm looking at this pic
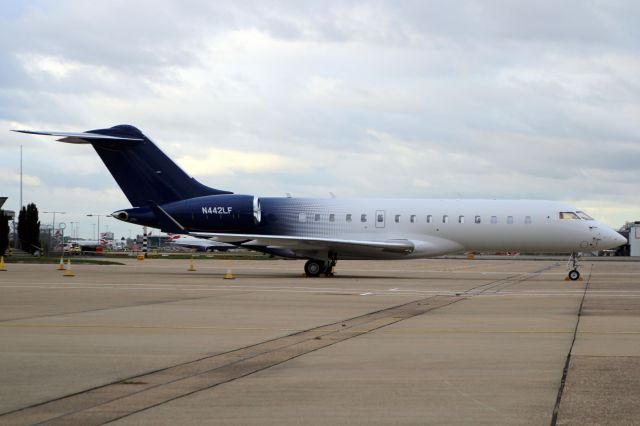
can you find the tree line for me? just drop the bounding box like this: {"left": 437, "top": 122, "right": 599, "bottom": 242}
{"left": 0, "top": 202, "right": 41, "bottom": 256}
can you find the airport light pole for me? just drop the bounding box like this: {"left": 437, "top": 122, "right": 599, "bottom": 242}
{"left": 86, "top": 214, "right": 109, "bottom": 242}
{"left": 19, "top": 145, "right": 22, "bottom": 211}
{"left": 43, "top": 211, "right": 65, "bottom": 233}
{"left": 69, "top": 222, "right": 78, "bottom": 239}
{"left": 43, "top": 211, "right": 65, "bottom": 250}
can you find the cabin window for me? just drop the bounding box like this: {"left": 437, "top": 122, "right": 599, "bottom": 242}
{"left": 361, "top": 214, "right": 367, "bottom": 223}
{"left": 377, "top": 213, "right": 383, "bottom": 223}
{"left": 443, "top": 215, "right": 449, "bottom": 224}
{"left": 314, "top": 213, "right": 321, "bottom": 222}
{"left": 491, "top": 216, "right": 497, "bottom": 224}
{"left": 427, "top": 215, "right": 433, "bottom": 223}
{"left": 410, "top": 214, "right": 416, "bottom": 223}
{"left": 298, "top": 213, "right": 307, "bottom": 223}
{"left": 458, "top": 215, "right": 465, "bottom": 224}
{"left": 525, "top": 216, "right": 532, "bottom": 224}
{"left": 329, "top": 213, "right": 335, "bottom": 222}
{"left": 576, "top": 211, "right": 594, "bottom": 220}
{"left": 507, "top": 216, "right": 514, "bottom": 224}
{"left": 559, "top": 212, "right": 580, "bottom": 220}
{"left": 474, "top": 216, "right": 481, "bottom": 224}
{"left": 346, "top": 214, "right": 352, "bottom": 222}
{"left": 395, "top": 214, "right": 401, "bottom": 223}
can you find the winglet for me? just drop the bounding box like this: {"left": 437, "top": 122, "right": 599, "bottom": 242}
{"left": 148, "top": 201, "right": 186, "bottom": 234}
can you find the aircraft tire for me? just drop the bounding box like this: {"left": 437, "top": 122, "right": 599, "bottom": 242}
{"left": 568, "top": 270, "right": 580, "bottom": 281}
{"left": 304, "top": 259, "right": 325, "bottom": 277}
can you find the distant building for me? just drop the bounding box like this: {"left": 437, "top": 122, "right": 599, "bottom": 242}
{"left": 628, "top": 223, "right": 640, "bottom": 257}
{"left": 0, "top": 198, "right": 14, "bottom": 218}
{"left": 0, "top": 197, "right": 14, "bottom": 218}
{"left": 1, "top": 197, "right": 16, "bottom": 249}
{"left": 615, "top": 222, "right": 638, "bottom": 256}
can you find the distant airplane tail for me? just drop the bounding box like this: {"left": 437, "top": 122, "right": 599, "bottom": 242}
{"left": 13, "top": 125, "right": 232, "bottom": 207}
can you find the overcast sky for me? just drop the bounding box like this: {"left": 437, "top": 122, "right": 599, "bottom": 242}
{"left": 1, "top": 0, "right": 638, "bottom": 239}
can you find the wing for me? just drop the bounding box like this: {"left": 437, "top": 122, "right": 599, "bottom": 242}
{"left": 189, "top": 232, "right": 415, "bottom": 255}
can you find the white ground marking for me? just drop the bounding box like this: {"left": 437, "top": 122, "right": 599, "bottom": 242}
{"left": 1, "top": 283, "right": 640, "bottom": 298}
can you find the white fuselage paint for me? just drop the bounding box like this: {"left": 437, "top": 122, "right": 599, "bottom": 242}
{"left": 263, "top": 198, "right": 625, "bottom": 259}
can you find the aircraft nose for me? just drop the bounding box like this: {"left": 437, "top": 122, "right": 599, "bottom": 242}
{"left": 602, "top": 228, "right": 627, "bottom": 249}
{"left": 613, "top": 231, "right": 627, "bottom": 247}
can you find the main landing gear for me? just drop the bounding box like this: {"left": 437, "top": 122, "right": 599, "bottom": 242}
{"left": 567, "top": 252, "right": 581, "bottom": 281}
{"left": 304, "top": 254, "right": 337, "bottom": 278}
{"left": 304, "top": 259, "right": 325, "bottom": 277}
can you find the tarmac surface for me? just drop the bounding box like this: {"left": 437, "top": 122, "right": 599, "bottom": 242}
{"left": 0, "top": 257, "right": 638, "bottom": 425}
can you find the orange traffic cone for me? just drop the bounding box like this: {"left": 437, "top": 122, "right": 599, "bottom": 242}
{"left": 57, "top": 256, "right": 66, "bottom": 271}
{"left": 0, "top": 256, "right": 6, "bottom": 272}
{"left": 63, "top": 259, "right": 75, "bottom": 277}
{"left": 188, "top": 257, "right": 196, "bottom": 272}
{"left": 224, "top": 261, "right": 234, "bottom": 280}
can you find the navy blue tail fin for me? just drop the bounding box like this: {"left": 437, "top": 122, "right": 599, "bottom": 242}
{"left": 88, "top": 125, "right": 232, "bottom": 206}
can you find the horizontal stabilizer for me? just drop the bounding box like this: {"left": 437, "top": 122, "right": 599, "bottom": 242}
{"left": 11, "top": 130, "right": 143, "bottom": 144}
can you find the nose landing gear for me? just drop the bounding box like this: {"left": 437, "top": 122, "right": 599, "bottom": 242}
{"left": 566, "top": 252, "right": 582, "bottom": 281}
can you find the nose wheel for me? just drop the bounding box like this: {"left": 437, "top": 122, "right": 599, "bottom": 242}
{"left": 566, "top": 252, "right": 582, "bottom": 281}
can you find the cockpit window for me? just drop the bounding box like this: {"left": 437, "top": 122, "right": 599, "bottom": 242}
{"left": 576, "top": 211, "right": 594, "bottom": 220}
{"left": 559, "top": 212, "right": 580, "bottom": 220}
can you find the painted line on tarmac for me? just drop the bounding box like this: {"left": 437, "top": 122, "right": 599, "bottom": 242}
{"left": 1, "top": 283, "right": 639, "bottom": 299}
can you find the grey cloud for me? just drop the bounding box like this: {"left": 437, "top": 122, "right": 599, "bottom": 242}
{"left": 0, "top": 1, "right": 212, "bottom": 71}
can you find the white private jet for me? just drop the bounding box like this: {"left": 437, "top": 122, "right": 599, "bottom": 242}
{"left": 14, "top": 125, "right": 627, "bottom": 279}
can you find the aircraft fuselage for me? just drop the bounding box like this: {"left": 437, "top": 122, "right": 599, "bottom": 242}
{"left": 114, "top": 196, "right": 623, "bottom": 259}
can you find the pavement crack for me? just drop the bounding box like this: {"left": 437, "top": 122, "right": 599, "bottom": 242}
{"left": 550, "top": 264, "right": 593, "bottom": 426}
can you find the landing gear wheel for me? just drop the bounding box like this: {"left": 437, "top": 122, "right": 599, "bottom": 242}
{"left": 566, "top": 252, "right": 582, "bottom": 282}
{"left": 304, "top": 259, "right": 325, "bottom": 277}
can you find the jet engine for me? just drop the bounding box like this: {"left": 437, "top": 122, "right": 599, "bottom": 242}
{"left": 112, "top": 194, "right": 261, "bottom": 232}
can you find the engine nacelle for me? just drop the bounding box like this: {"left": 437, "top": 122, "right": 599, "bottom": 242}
{"left": 112, "top": 194, "right": 261, "bottom": 232}
{"left": 165, "top": 194, "right": 260, "bottom": 232}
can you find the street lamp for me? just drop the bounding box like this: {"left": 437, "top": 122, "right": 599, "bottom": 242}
{"left": 43, "top": 211, "right": 66, "bottom": 234}
{"left": 86, "top": 214, "right": 110, "bottom": 242}
{"left": 43, "top": 211, "right": 65, "bottom": 247}
{"left": 69, "top": 222, "right": 78, "bottom": 239}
